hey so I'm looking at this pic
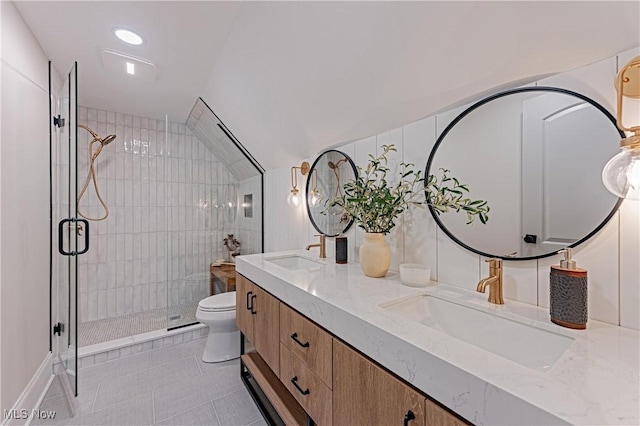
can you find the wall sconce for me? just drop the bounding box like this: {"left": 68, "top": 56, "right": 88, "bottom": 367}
{"left": 602, "top": 55, "right": 640, "bottom": 200}
{"left": 288, "top": 161, "right": 310, "bottom": 207}
{"left": 309, "top": 169, "right": 322, "bottom": 207}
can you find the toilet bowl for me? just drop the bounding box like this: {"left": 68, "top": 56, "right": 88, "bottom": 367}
{"left": 195, "top": 291, "right": 239, "bottom": 363}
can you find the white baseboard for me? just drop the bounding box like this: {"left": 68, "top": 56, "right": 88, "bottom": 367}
{"left": 2, "top": 352, "right": 54, "bottom": 426}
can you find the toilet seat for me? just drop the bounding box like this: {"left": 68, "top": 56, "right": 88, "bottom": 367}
{"left": 198, "top": 291, "right": 236, "bottom": 312}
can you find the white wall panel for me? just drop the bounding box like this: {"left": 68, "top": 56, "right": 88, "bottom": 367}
{"left": 265, "top": 165, "right": 308, "bottom": 253}
{"left": 403, "top": 117, "right": 438, "bottom": 278}
{"left": 0, "top": 1, "right": 51, "bottom": 412}
{"left": 353, "top": 136, "right": 377, "bottom": 262}
{"left": 377, "top": 129, "right": 404, "bottom": 271}
{"left": 620, "top": 200, "right": 640, "bottom": 330}
{"left": 496, "top": 260, "right": 538, "bottom": 306}
{"left": 437, "top": 236, "right": 480, "bottom": 291}
{"left": 573, "top": 215, "right": 619, "bottom": 325}
{"left": 537, "top": 56, "right": 617, "bottom": 112}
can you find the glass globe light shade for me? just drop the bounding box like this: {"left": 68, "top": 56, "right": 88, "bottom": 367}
{"left": 602, "top": 146, "right": 640, "bottom": 201}
{"left": 309, "top": 189, "right": 322, "bottom": 207}
{"left": 287, "top": 189, "right": 302, "bottom": 207}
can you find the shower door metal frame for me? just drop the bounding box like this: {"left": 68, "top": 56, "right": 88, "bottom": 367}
{"left": 50, "top": 61, "right": 82, "bottom": 396}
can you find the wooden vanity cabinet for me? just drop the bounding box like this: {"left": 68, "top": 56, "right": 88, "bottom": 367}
{"left": 333, "top": 339, "right": 426, "bottom": 426}
{"left": 235, "top": 274, "right": 280, "bottom": 375}
{"left": 237, "top": 273, "right": 470, "bottom": 426}
{"left": 426, "top": 400, "right": 469, "bottom": 426}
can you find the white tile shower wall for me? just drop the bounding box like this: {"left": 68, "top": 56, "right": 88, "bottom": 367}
{"left": 238, "top": 175, "right": 263, "bottom": 257}
{"left": 76, "top": 107, "right": 238, "bottom": 322}
{"left": 264, "top": 47, "right": 640, "bottom": 329}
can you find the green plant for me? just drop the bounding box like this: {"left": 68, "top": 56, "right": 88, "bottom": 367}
{"left": 330, "top": 144, "right": 489, "bottom": 234}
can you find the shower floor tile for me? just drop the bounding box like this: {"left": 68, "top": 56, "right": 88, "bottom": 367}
{"left": 78, "top": 304, "right": 198, "bottom": 347}
{"left": 34, "top": 337, "right": 261, "bottom": 426}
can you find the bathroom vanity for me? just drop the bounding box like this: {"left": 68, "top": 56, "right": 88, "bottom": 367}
{"left": 235, "top": 251, "right": 639, "bottom": 425}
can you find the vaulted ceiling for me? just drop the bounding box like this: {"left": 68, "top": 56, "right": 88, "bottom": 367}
{"left": 15, "top": 1, "right": 640, "bottom": 170}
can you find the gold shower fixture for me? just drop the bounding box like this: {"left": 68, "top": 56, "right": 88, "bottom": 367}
{"left": 602, "top": 55, "right": 640, "bottom": 200}
{"left": 77, "top": 124, "right": 116, "bottom": 221}
{"left": 288, "top": 161, "right": 310, "bottom": 207}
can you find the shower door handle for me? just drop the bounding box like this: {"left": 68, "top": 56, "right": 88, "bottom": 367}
{"left": 58, "top": 218, "right": 90, "bottom": 256}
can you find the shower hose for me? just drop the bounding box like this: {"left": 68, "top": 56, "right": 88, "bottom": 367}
{"left": 77, "top": 125, "right": 111, "bottom": 221}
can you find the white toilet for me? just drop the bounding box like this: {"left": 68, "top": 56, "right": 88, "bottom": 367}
{"left": 195, "top": 291, "right": 240, "bottom": 363}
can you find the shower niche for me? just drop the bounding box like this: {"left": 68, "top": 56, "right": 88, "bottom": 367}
{"left": 66, "top": 97, "right": 263, "bottom": 346}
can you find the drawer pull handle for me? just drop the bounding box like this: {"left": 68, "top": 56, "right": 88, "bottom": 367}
{"left": 290, "top": 376, "right": 310, "bottom": 395}
{"left": 246, "top": 291, "right": 253, "bottom": 311}
{"left": 250, "top": 294, "right": 257, "bottom": 315}
{"left": 403, "top": 410, "right": 415, "bottom": 426}
{"left": 290, "top": 332, "right": 310, "bottom": 348}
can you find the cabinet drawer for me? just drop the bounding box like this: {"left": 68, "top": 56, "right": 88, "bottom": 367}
{"left": 280, "top": 343, "right": 332, "bottom": 426}
{"left": 280, "top": 304, "right": 333, "bottom": 388}
{"left": 426, "top": 399, "right": 470, "bottom": 426}
{"left": 333, "top": 339, "right": 426, "bottom": 426}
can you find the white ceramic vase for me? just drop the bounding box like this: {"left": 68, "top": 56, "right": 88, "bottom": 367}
{"left": 359, "top": 232, "right": 391, "bottom": 278}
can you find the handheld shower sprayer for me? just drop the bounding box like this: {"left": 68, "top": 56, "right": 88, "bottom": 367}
{"left": 77, "top": 124, "right": 116, "bottom": 221}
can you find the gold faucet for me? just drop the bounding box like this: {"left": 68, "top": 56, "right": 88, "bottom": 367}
{"left": 477, "top": 258, "right": 504, "bottom": 304}
{"left": 306, "top": 234, "right": 326, "bottom": 258}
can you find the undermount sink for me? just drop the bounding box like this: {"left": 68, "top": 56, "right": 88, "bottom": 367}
{"left": 265, "top": 255, "right": 325, "bottom": 270}
{"left": 382, "top": 294, "right": 574, "bottom": 371}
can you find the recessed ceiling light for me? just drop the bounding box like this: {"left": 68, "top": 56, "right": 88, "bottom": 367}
{"left": 126, "top": 62, "right": 135, "bottom": 75}
{"left": 113, "top": 28, "right": 143, "bottom": 45}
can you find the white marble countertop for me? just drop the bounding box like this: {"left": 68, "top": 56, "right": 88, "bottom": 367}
{"left": 236, "top": 250, "right": 639, "bottom": 426}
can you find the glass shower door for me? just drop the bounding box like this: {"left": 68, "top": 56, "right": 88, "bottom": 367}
{"left": 52, "top": 62, "right": 81, "bottom": 395}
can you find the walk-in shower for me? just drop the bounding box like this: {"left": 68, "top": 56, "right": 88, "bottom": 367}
{"left": 68, "top": 100, "right": 263, "bottom": 348}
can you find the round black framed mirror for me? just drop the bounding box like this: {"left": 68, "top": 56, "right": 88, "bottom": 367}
{"left": 306, "top": 150, "right": 357, "bottom": 237}
{"left": 426, "top": 86, "right": 624, "bottom": 260}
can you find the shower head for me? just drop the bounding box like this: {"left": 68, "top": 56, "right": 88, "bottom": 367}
{"left": 101, "top": 134, "right": 116, "bottom": 145}
{"left": 328, "top": 158, "right": 346, "bottom": 170}
{"left": 78, "top": 124, "right": 116, "bottom": 147}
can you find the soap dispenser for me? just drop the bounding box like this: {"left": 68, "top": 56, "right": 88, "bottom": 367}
{"left": 550, "top": 248, "right": 588, "bottom": 329}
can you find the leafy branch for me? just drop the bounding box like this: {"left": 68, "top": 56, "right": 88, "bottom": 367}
{"left": 426, "top": 168, "right": 490, "bottom": 225}
{"left": 330, "top": 144, "right": 489, "bottom": 234}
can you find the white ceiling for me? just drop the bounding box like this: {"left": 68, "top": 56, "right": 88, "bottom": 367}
{"left": 15, "top": 1, "right": 640, "bottom": 171}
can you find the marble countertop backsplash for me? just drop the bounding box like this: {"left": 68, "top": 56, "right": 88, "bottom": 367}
{"left": 236, "top": 250, "right": 639, "bottom": 426}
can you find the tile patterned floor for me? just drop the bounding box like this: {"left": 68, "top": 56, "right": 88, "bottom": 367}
{"left": 78, "top": 304, "right": 198, "bottom": 347}
{"left": 35, "top": 337, "right": 265, "bottom": 426}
